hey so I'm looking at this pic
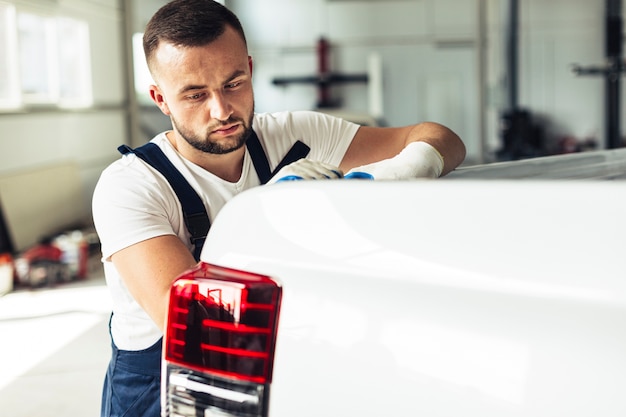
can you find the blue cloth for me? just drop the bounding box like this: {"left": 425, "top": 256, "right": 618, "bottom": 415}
{"left": 101, "top": 329, "right": 162, "bottom": 417}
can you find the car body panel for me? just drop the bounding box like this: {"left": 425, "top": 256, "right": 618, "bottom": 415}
{"left": 200, "top": 178, "right": 626, "bottom": 416}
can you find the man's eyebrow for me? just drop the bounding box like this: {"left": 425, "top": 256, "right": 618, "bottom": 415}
{"left": 224, "top": 69, "right": 247, "bottom": 82}
{"left": 177, "top": 70, "right": 248, "bottom": 95}
{"left": 178, "top": 84, "right": 206, "bottom": 94}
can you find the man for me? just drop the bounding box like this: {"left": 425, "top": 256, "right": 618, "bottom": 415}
{"left": 93, "top": 1, "right": 466, "bottom": 416}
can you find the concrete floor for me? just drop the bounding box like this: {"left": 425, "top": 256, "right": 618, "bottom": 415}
{"left": 0, "top": 266, "right": 111, "bottom": 416}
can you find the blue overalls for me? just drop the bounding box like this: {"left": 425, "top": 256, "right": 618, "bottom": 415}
{"left": 100, "top": 132, "right": 310, "bottom": 417}
{"left": 101, "top": 324, "right": 162, "bottom": 417}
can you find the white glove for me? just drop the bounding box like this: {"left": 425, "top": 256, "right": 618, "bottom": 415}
{"left": 346, "top": 141, "right": 444, "bottom": 180}
{"left": 267, "top": 159, "right": 343, "bottom": 184}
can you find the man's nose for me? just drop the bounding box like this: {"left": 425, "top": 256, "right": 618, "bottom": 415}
{"left": 208, "top": 92, "right": 233, "bottom": 121}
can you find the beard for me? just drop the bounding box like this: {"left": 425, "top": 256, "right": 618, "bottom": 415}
{"left": 171, "top": 111, "right": 254, "bottom": 155}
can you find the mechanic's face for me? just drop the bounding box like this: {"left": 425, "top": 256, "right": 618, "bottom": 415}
{"left": 149, "top": 26, "right": 254, "bottom": 155}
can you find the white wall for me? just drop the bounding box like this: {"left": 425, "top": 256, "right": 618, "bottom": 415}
{"left": 0, "top": 0, "right": 129, "bottom": 248}
{"left": 232, "top": 0, "right": 622, "bottom": 162}
{"left": 231, "top": 0, "right": 483, "bottom": 162}
{"left": 520, "top": 0, "right": 606, "bottom": 147}
{"left": 483, "top": 0, "right": 610, "bottom": 155}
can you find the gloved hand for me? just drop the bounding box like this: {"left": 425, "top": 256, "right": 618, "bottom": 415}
{"left": 267, "top": 159, "right": 343, "bottom": 184}
{"left": 346, "top": 141, "right": 444, "bottom": 180}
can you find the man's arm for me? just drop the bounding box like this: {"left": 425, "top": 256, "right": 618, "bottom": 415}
{"left": 339, "top": 122, "right": 466, "bottom": 177}
{"left": 111, "top": 235, "right": 198, "bottom": 331}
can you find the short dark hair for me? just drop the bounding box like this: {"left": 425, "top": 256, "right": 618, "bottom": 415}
{"left": 143, "top": 0, "right": 247, "bottom": 72}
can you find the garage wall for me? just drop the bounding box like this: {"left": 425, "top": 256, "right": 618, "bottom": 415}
{"left": 0, "top": 0, "right": 130, "bottom": 249}
{"left": 520, "top": 0, "right": 606, "bottom": 148}
{"left": 231, "top": 0, "right": 620, "bottom": 162}
{"left": 230, "top": 0, "right": 482, "bottom": 162}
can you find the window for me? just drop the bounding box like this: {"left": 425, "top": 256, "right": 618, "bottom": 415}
{"left": 132, "top": 32, "right": 154, "bottom": 106}
{"left": 0, "top": 3, "right": 19, "bottom": 108}
{"left": 17, "top": 12, "right": 55, "bottom": 102}
{"left": 0, "top": 2, "right": 92, "bottom": 110}
{"left": 56, "top": 17, "right": 92, "bottom": 107}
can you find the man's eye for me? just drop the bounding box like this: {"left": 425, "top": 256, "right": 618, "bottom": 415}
{"left": 187, "top": 93, "right": 203, "bottom": 100}
{"left": 225, "top": 81, "right": 241, "bottom": 89}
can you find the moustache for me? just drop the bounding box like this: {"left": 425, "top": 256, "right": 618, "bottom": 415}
{"left": 209, "top": 117, "right": 243, "bottom": 130}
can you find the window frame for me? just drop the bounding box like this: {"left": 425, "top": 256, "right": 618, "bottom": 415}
{"left": 0, "top": 2, "right": 93, "bottom": 111}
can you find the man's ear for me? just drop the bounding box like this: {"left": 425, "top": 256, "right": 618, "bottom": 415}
{"left": 248, "top": 56, "right": 253, "bottom": 76}
{"left": 149, "top": 84, "right": 171, "bottom": 116}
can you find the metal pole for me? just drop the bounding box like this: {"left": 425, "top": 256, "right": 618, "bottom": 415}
{"left": 506, "top": 0, "right": 519, "bottom": 111}
{"left": 606, "top": 0, "right": 622, "bottom": 148}
{"left": 121, "top": 0, "right": 142, "bottom": 148}
{"left": 477, "top": 0, "right": 487, "bottom": 163}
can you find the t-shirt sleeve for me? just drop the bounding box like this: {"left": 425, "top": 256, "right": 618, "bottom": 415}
{"left": 288, "top": 111, "right": 360, "bottom": 166}
{"left": 257, "top": 111, "right": 360, "bottom": 169}
{"left": 92, "top": 156, "right": 183, "bottom": 261}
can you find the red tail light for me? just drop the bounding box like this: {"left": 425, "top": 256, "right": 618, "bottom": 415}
{"left": 163, "top": 262, "right": 281, "bottom": 417}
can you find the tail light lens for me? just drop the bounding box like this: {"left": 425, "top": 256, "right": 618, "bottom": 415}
{"left": 163, "top": 262, "right": 281, "bottom": 417}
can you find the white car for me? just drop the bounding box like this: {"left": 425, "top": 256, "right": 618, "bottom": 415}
{"left": 161, "top": 148, "right": 626, "bottom": 417}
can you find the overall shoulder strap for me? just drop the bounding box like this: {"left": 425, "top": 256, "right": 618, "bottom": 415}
{"left": 118, "top": 143, "right": 209, "bottom": 261}
{"left": 117, "top": 133, "right": 311, "bottom": 260}
{"left": 246, "top": 130, "right": 311, "bottom": 184}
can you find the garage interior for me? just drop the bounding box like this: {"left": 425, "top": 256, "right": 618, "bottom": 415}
{"left": 0, "top": 0, "right": 624, "bottom": 415}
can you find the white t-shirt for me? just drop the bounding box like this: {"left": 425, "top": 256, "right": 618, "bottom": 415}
{"left": 92, "top": 110, "right": 359, "bottom": 350}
